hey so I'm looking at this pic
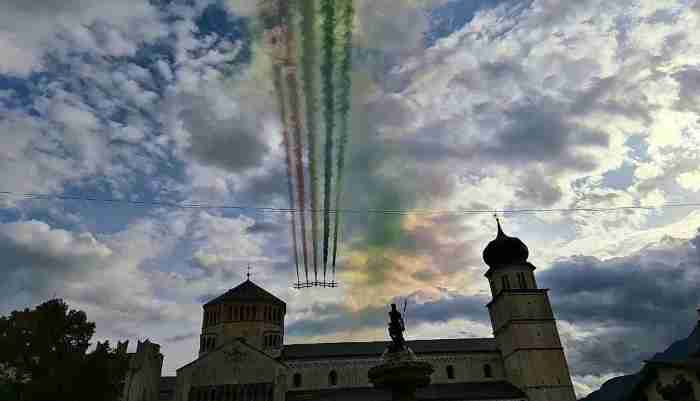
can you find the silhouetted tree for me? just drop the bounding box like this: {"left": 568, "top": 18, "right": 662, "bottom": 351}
{"left": 0, "top": 299, "right": 129, "bottom": 401}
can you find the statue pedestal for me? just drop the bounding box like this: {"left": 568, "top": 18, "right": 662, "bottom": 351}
{"left": 368, "top": 348, "right": 434, "bottom": 401}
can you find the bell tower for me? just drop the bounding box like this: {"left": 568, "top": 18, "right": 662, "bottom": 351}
{"left": 199, "top": 277, "right": 286, "bottom": 358}
{"left": 483, "top": 218, "right": 576, "bottom": 401}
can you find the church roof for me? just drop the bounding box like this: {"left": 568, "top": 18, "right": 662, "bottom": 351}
{"left": 286, "top": 381, "right": 526, "bottom": 401}
{"left": 204, "top": 279, "right": 285, "bottom": 307}
{"left": 283, "top": 338, "right": 498, "bottom": 360}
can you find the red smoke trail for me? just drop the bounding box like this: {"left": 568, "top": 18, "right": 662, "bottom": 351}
{"left": 280, "top": 0, "right": 311, "bottom": 281}
{"left": 299, "top": 0, "right": 320, "bottom": 282}
{"left": 273, "top": 63, "right": 302, "bottom": 284}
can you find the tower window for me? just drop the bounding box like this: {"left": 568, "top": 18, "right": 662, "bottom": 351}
{"left": 484, "top": 364, "right": 492, "bottom": 378}
{"left": 446, "top": 365, "right": 455, "bottom": 379}
{"left": 293, "top": 373, "right": 302, "bottom": 388}
{"left": 252, "top": 306, "right": 257, "bottom": 320}
{"left": 329, "top": 370, "right": 338, "bottom": 386}
{"left": 501, "top": 275, "right": 511, "bottom": 290}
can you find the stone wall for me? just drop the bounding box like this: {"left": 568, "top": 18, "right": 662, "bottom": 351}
{"left": 285, "top": 352, "right": 505, "bottom": 391}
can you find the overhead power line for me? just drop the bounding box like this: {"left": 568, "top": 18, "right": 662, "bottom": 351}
{"left": 2, "top": 190, "right": 700, "bottom": 216}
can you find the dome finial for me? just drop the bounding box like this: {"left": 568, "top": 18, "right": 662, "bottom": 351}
{"left": 494, "top": 213, "right": 504, "bottom": 237}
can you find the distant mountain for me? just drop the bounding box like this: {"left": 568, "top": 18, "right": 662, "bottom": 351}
{"left": 578, "top": 335, "right": 693, "bottom": 401}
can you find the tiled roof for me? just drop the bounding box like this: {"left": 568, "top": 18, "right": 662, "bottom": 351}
{"left": 204, "top": 280, "right": 285, "bottom": 307}
{"left": 283, "top": 338, "right": 498, "bottom": 360}
{"left": 286, "top": 381, "right": 526, "bottom": 401}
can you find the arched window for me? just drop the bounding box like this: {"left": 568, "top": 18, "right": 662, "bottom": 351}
{"left": 329, "top": 370, "right": 338, "bottom": 386}
{"left": 484, "top": 364, "right": 492, "bottom": 378}
{"left": 293, "top": 373, "right": 302, "bottom": 388}
{"left": 212, "top": 337, "right": 216, "bottom": 349}
{"left": 252, "top": 306, "right": 257, "bottom": 320}
{"left": 446, "top": 365, "right": 455, "bottom": 379}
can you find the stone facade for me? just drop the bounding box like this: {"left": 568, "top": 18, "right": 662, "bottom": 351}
{"left": 121, "top": 340, "right": 164, "bottom": 401}
{"left": 169, "top": 223, "right": 576, "bottom": 401}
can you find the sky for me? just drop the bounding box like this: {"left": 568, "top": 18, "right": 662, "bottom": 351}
{"left": 1, "top": 0, "right": 700, "bottom": 398}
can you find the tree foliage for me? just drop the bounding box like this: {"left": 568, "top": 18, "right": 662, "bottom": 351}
{"left": 0, "top": 299, "right": 129, "bottom": 401}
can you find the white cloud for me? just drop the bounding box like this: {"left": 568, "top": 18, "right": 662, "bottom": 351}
{"left": 677, "top": 170, "right": 700, "bottom": 191}
{"left": 0, "top": 0, "right": 164, "bottom": 76}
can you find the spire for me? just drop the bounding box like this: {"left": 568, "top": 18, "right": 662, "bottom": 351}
{"left": 246, "top": 265, "right": 252, "bottom": 281}
{"left": 495, "top": 214, "right": 505, "bottom": 237}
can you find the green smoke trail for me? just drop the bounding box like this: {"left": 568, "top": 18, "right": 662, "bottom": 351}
{"left": 280, "top": 0, "right": 311, "bottom": 281}
{"left": 299, "top": 0, "right": 320, "bottom": 281}
{"left": 331, "top": 0, "right": 354, "bottom": 277}
{"left": 273, "top": 63, "right": 302, "bottom": 284}
{"left": 320, "top": 0, "right": 336, "bottom": 278}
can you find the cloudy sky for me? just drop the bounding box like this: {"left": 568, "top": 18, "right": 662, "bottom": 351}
{"left": 1, "top": 0, "right": 700, "bottom": 397}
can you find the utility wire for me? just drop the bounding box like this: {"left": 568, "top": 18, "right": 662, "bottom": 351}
{"left": 2, "top": 190, "right": 700, "bottom": 215}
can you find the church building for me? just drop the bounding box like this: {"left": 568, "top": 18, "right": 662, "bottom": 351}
{"left": 171, "top": 222, "right": 578, "bottom": 401}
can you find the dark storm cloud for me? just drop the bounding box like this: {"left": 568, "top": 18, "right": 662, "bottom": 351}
{"left": 164, "top": 332, "right": 199, "bottom": 343}
{"left": 180, "top": 95, "right": 270, "bottom": 173}
{"left": 287, "top": 291, "right": 490, "bottom": 337}
{"left": 671, "top": 66, "right": 700, "bottom": 112}
{"left": 483, "top": 102, "right": 608, "bottom": 168}
{"left": 0, "top": 222, "right": 108, "bottom": 295}
{"left": 539, "top": 230, "right": 700, "bottom": 375}
{"left": 514, "top": 167, "right": 564, "bottom": 206}
{"left": 395, "top": 99, "right": 609, "bottom": 174}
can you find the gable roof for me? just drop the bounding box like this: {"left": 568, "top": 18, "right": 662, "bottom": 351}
{"left": 204, "top": 279, "right": 285, "bottom": 307}
{"left": 177, "top": 337, "right": 287, "bottom": 372}
{"left": 283, "top": 338, "right": 498, "bottom": 360}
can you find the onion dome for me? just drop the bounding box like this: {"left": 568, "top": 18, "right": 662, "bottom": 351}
{"left": 483, "top": 218, "right": 529, "bottom": 267}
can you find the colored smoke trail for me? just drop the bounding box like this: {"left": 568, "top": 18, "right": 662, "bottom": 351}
{"left": 320, "top": 0, "right": 337, "bottom": 276}
{"left": 272, "top": 63, "right": 302, "bottom": 283}
{"left": 299, "top": 0, "right": 320, "bottom": 279}
{"left": 281, "top": 0, "right": 311, "bottom": 280}
{"left": 331, "top": 0, "right": 354, "bottom": 275}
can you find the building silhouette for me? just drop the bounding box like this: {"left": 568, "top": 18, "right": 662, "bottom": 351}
{"left": 163, "top": 222, "right": 577, "bottom": 401}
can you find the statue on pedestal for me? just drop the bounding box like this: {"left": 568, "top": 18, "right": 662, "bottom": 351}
{"left": 369, "top": 302, "right": 434, "bottom": 401}
{"left": 388, "top": 303, "right": 406, "bottom": 353}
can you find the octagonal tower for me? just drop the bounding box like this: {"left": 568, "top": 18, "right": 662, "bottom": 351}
{"left": 199, "top": 278, "right": 286, "bottom": 358}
